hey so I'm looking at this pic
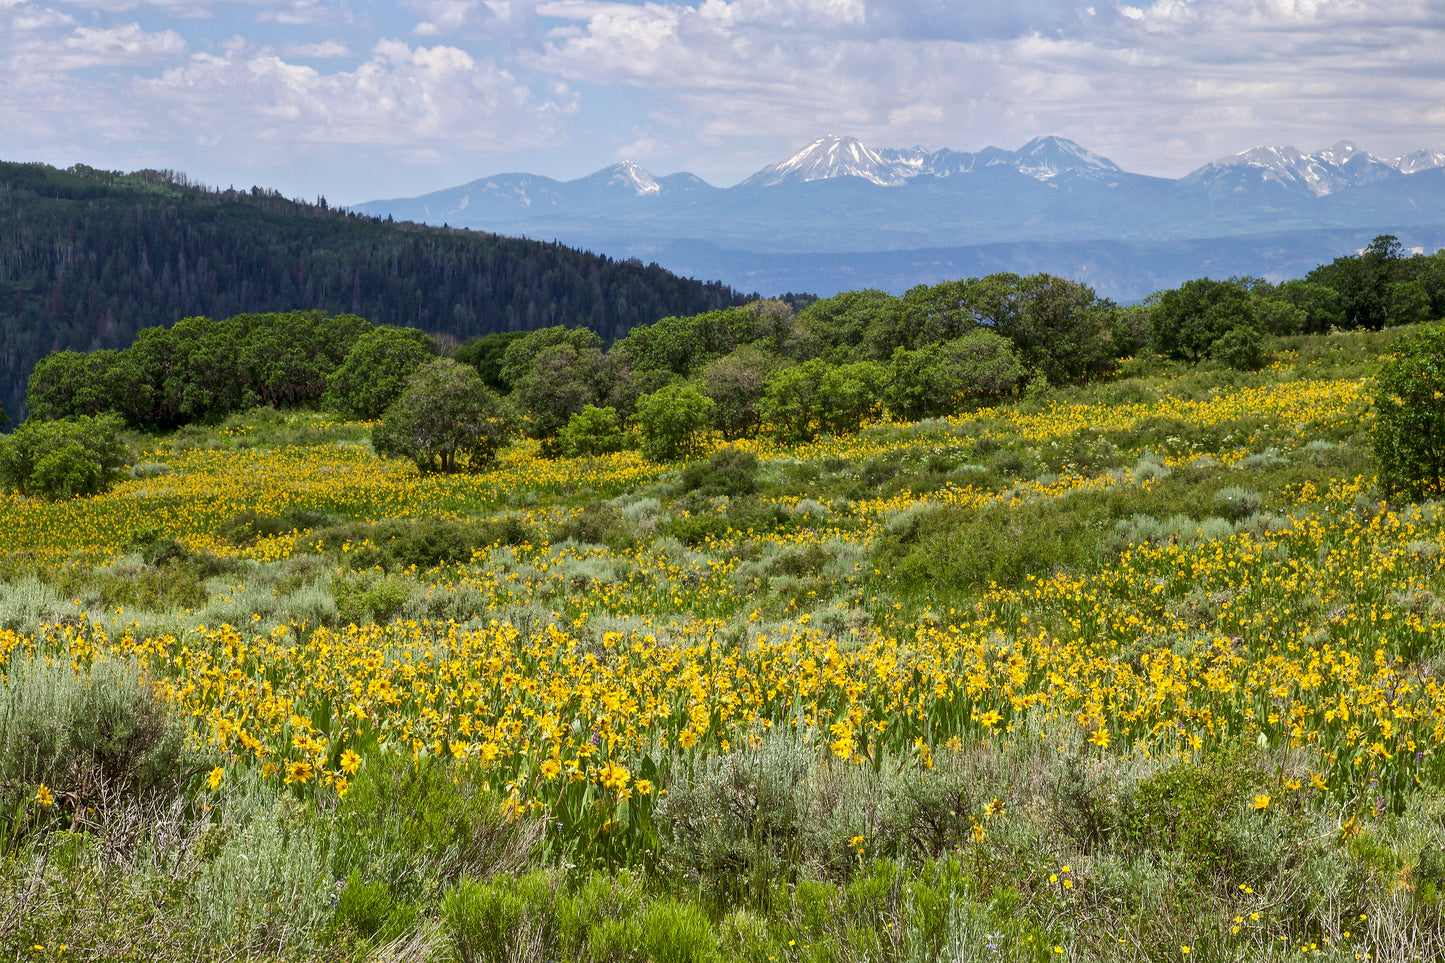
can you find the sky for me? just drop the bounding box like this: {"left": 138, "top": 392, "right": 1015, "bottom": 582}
{"left": 3, "top": 0, "right": 1445, "bottom": 205}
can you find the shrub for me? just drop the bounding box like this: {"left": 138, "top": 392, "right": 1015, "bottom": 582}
{"left": 552, "top": 503, "right": 636, "bottom": 551}
{"left": 1214, "top": 486, "right": 1264, "bottom": 521}
{"left": 373, "top": 358, "right": 514, "bottom": 473}
{"left": 1373, "top": 324, "right": 1445, "bottom": 501}
{"left": 1212, "top": 323, "right": 1270, "bottom": 370}
{"left": 654, "top": 732, "right": 814, "bottom": 905}
{"left": 442, "top": 871, "right": 558, "bottom": 963}
{"left": 0, "top": 414, "right": 128, "bottom": 499}
{"left": 634, "top": 384, "right": 714, "bottom": 461}
{"left": 556, "top": 404, "right": 628, "bottom": 458}
{"left": 678, "top": 446, "right": 760, "bottom": 498}
{"left": 300, "top": 516, "right": 535, "bottom": 571}
{"left": 332, "top": 752, "right": 541, "bottom": 899}
{"left": 1124, "top": 741, "right": 1261, "bottom": 878}
{"left": 215, "top": 508, "right": 332, "bottom": 545}
{"left": 325, "top": 871, "right": 419, "bottom": 948}
{"left": 0, "top": 653, "right": 197, "bottom": 828}
{"left": 324, "top": 326, "right": 435, "bottom": 419}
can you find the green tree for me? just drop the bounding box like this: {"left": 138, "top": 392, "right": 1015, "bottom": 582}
{"left": 372, "top": 359, "right": 513, "bottom": 473}
{"left": 1373, "top": 325, "right": 1445, "bottom": 501}
{"left": 511, "top": 343, "right": 603, "bottom": 449}
{"left": 633, "top": 384, "right": 714, "bottom": 461}
{"left": 1306, "top": 234, "right": 1403, "bottom": 330}
{"left": 1006, "top": 274, "right": 1119, "bottom": 383}
{"left": 1211, "top": 324, "right": 1269, "bottom": 371}
{"left": 1149, "top": 278, "right": 1259, "bottom": 363}
{"left": 886, "top": 331, "right": 1026, "bottom": 421}
{"left": 454, "top": 331, "right": 528, "bottom": 393}
{"left": 497, "top": 326, "right": 603, "bottom": 392}
{"left": 759, "top": 360, "right": 829, "bottom": 443}
{"left": 556, "top": 405, "right": 627, "bottom": 458}
{"left": 1274, "top": 280, "right": 1345, "bottom": 334}
{"left": 818, "top": 361, "right": 888, "bottom": 435}
{"left": 792, "top": 289, "right": 905, "bottom": 360}
{"left": 0, "top": 414, "right": 129, "bottom": 499}
{"left": 26, "top": 350, "right": 130, "bottom": 421}
{"left": 326, "top": 327, "right": 436, "bottom": 419}
{"left": 701, "top": 344, "right": 781, "bottom": 440}
{"left": 1389, "top": 281, "right": 1433, "bottom": 327}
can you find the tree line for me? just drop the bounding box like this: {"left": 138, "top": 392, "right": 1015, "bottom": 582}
{"left": 5, "top": 235, "right": 1445, "bottom": 500}
{"left": 0, "top": 160, "right": 745, "bottom": 424}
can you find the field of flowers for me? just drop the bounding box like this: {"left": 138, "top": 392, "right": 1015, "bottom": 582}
{"left": 4, "top": 331, "right": 1445, "bottom": 962}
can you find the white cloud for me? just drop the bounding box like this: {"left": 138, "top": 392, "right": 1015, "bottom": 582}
{"left": 517, "top": 0, "right": 1445, "bottom": 179}
{"left": 140, "top": 40, "right": 571, "bottom": 156}
{"left": 66, "top": 22, "right": 188, "bottom": 61}
{"left": 47, "top": 0, "right": 327, "bottom": 16}
{"left": 282, "top": 39, "right": 353, "bottom": 57}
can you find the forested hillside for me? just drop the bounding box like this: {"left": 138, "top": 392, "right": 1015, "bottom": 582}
{"left": 0, "top": 162, "right": 743, "bottom": 423}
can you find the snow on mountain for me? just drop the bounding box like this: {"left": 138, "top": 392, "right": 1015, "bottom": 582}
{"left": 1393, "top": 149, "right": 1445, "bottom": 175}
{"left": 741, "top": 135, "right": 906, "bottom": 187}
{"left": 741, "top": 134, "right": 1122, "bottom": 187}
{"left": 1004, "top": 135, "right": 1124, "bottom": 179}
{"left": 1183, "top": 141, "right": 1406, "bottom": 197}
{"left": 578, "top": 161, "right": 662, "bottom": 196}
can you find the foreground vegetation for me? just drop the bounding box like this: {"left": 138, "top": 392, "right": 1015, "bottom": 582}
{"left": 2, "top": 322, "right": 1444, "bottom": 961}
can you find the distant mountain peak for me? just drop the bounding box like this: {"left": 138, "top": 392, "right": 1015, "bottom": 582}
{"left": 1008, "top": 135, "right": 1123, "bottom": 179}
{"left": 1393, "top": 148, "right": 1445, "bottom": 175}
{"left": 745, "top": 135, "right": 903, "bottom": 187}
{"left": 589, "top": 161, "right": 661, "bottom": 196}
{"left": 1188, "top": 142, "right": 1406, "bottom": 196}
{"left": 743, "top": 134, "right": 1123, "bottom": 188}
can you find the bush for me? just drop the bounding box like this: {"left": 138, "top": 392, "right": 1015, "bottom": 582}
{"left": 634, "top": 384, "right": 714, "bottom": 461}
{"left": 325, "top": 871, "right": 419, "bottom": 948}
{"left": 678, "top": 446, "right": 760, "bottom": 498}
{"left": 0, "top": 414, "right": 128, "bottom": 499}
{"left": 333, "top": 752, "right": 540, "bottom": 899}
{"left": 1373, "top": 324, "right": 1445, "bottom": 501}
{"left": 556, "top": 404, "right": 628, "bottom": 458}
{"left": 300, "top": 516, "right": 535, "bottom": 571}
{"left": 1214, "top": 486, "right": 1264, "bottom": 521}
{"left": 1124, "top": 741, "right": 1261, "bottom": 878}
{"left": 0, "top": 653, "right": 197, "bottom": 828}
{"left": 373, "top": 358, "right": 514, "bottom": 473}
{"left": 442, "top": 871, "right": 558, "bottom": 963}
{"left": 654, "top": 733, "right": 814, "bottom": 905}
{"left": 325, "top": 327, "right": 435, "bottom": 419}
{"left": 1212, "top": 323, "right": 1270, "bottom": 370}
{"left": 215, "top": 508, "right": 332, "bottom": 545}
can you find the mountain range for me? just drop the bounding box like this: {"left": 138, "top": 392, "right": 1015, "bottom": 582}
{"left": 355, "top": 135, "right": 1445, "bottom": 301}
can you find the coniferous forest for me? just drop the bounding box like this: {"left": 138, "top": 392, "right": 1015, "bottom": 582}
{"left": 0, "top": 161, "right": 744, "bottom": 423}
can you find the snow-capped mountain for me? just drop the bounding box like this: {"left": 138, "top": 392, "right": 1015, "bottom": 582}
{"left": 1182, "top": 140, "right": 1445, "bottom": 198}
{"left": 577, "top": 161, "right": 662, "bottom": 197}
{"left": 742, "top": 135, "right": 905, "bottom": 187}
{"left": 1390, "top": 149, "right": 1445, "bottom": 175}
{"left": 355, "top": 135, "right": 1445, "bottom": 302}
{"left": 739, "top": 134, "right": 1123, "bottom": 188}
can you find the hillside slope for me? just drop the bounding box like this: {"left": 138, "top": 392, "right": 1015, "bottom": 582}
{"left": 0, "top": 162, "right": 743, "bottom": 423}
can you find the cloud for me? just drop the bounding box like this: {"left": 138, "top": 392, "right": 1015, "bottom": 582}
{"left": 2, "top": 4, "right": 187, "bottom": 70}
{"left": 46, "top": 0, "right": 330, "bottom": 18}
{"left": 139, "top": 40, "right": 572, "bottom": 157}
{"left": 519, "top": 0, "right": 1445, "bottom": 178}
{"left": 66, "top": 22, "right": 188, "bottom": 62}
{"left": 282, "top": 39, "right": 353, "bottom": 57}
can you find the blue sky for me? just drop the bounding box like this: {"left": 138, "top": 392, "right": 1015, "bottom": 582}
{"left": 3, "top": 0, "right": 1444, "bottom": 205}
